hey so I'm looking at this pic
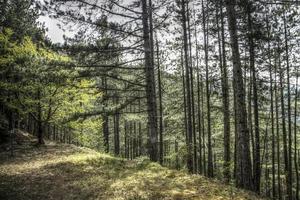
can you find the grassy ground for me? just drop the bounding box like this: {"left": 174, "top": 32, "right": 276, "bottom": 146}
{"left": 0, "top": 138, "right": 262, "bottom": 200}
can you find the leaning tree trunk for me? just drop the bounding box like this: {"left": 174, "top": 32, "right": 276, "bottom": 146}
{"left": 225, "top": 0, "right": 253, "bottom": 190}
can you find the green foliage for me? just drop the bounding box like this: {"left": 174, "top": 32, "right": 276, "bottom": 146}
{"left": 0, "top": 27, "right": 102, "bottom": 146}
{"left": 0, "top": 143, "right": 264, "bottom": 200}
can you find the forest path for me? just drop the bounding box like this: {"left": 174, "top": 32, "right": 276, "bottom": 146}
{"left": 0, "top": 139, "right": 262, "bottom": 200}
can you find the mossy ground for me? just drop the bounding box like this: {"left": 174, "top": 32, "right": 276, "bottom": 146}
{"left": 0, "top": 140, "right": 262, "bottom": 200}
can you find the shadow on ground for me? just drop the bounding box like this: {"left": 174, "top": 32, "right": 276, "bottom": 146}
{"left": 0, "top": 142, "right": 262, "bottom": 200}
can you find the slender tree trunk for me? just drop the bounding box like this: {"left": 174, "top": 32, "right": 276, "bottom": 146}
{"left": 194, "top": 7, "right": 203, "bottom": 174}
{"left": 275, "top": 48, "right": 282, "bottom": 200}
{"left": 202, "top": 0, "right": 213, "bottom": 177}
{"left": 124, "top": 120, "right": 129, "bottom": 159}
{"left": 181, "top": 49, "right": 188, "bottom": 149}
{"left": 264, "top": 128, "right": 270, "bottom": 197}
{"left": 175, "top": 139, "right": 179, "bottom": 169}
{"left": 218, "top": 0, "right": 231, "bottom": 182}
{"left": 201, "top": 74, "right": 206, "bottom": 176}
{"left": 283, "top": 14, "right": 293, "bottom": 200}
{"left": 248, "top": 63, "right": 254, "bottom": 164}
{"left": 225, "top": 0, "right": 253, "bottom": 190}
{"left": 129, "top": 116, "right": 133, "bottom": 160}
{"left": 187, "top": 1, "right": 197, "bottom": 173}
{"left": 279, "top": 41, "right": 290, "bottom": 199}
{"left": 245, "top": 2, "right": 260, "bottom": 193}
{"left": 266, "top": 18, "right": 276, "bottom": 198}
{"left": 102, "top": 76, "right": 109, "bottom": 153}
{"left": 156, "top": 35, "right": 164, "bottom": 165}
{"left": 133, "top": 118, "right": 137, "bottom": 158}
{"left": 181, "top": 0, "right": 193, "bottom": 173}
{"left": 294, "top": 70, "right": 299, "bottom": 200}
{"left": 141, "top": 0, "right": 158, "bottom": 162}
{"left": 138, "top": 98, "right": 143, "bottom": 156}
{"left": 103, "top": 115, "right": 109, "bottom": 153}
{"left": 114, "top": 96, "right": 120, "bottom": 156}
{"left": 274, "top": 48, "right": 282, "bottom": 200}
{"left": 37, "top": 88, "right": 44, "bottom": 145}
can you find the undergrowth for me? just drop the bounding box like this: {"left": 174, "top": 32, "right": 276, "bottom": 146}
{"left": 0, "top": 142, "right": 263, "bottom": 200}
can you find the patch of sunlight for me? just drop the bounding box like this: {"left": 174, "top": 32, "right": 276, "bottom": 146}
{"left": 0, "top": 148, "right": 100, "bottom": 176}
{"left": 0, "top": 143, "right": 263, "bottom": 200}
{"left": 106, "top": 163, "right": 261, "bottom": 200}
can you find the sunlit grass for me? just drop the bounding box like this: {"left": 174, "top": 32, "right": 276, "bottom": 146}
{"left": 0, "top": 142, "right": 262, "bottom": 200}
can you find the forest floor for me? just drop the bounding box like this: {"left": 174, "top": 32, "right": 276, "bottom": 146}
{"left": 0, "top": 133, "right": 263, "bottom": 200}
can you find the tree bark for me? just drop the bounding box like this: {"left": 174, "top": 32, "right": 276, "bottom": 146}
{"left": 294, "top": 70, "right": 299, "bottom": 200}
{"left": 278, "top": 39, "right": 290, "bottom": 199}
{"left": 266, "top": 17, "right": 276, "bottom": 198}
{"left": 141, "top": 0, "right": 158, "bottom": 162}
{"left": 37, "top": 88, "right": 44, "bottom": 145}
{"left": 275, "top": 47, "right": 282, "bottom": 200}
{"left": 202, "top": 0, "right": 213, "bottom": 177}
{"left": 218, "top": 0, "right": 231, "bottom": 182}
{"left": 181, "top": 0, "right": 193, "bottom": 173}
{"left": 225, "top": 0, "right": 253, "bottom": 190}
{"left": 156, "top": 34, "right": 164, "bottom": 165}
{"left": 194, "top": 7, "right": 203, "bottom": 175}
{"left": 114, "top": 96, "right": 120, "bottom": 156}
{"left": 246, "top": 3, "right": 260, "bottom": 193}
{"left": 283, "top": 14, "right": 293, "bottom": 200}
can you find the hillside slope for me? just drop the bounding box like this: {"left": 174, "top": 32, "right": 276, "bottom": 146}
{"left": 0, "top": 139, "right": 262, "bottom": 200}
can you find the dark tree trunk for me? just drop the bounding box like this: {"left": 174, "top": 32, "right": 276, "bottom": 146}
{"left": 283, "top": 14, "right": 293, "bottom": 200}
{"left": 279, "top": 42, "right": 289, "bottom": 199}
{"left": 194, "top": 7, "right": 203, "bottom": 175}
{"left": 114, "top": 97, "right": 120, "bottom": 156}
{"left": 245, "top": 2, "right": 260, "bottom": 193}
{"left": 138, "top": 99, "right": 143, "bottom": 156}
{"left": 266, "top": 18, "right": 276, "bottom": 198}
{"left": 37, "top": 88, "right": 44, "bottom": 145}
{"left": 201, "top": 74, "right": 206, "bottom": 176}
{"left": 202, "top": 0, "right": 213, "bottom": 177}
{"left": 181, "top": 49, "right": 188, "bottom": 148}
{"left": 186, "top": 0, "right": 197, "bottom": 173}
{"left": 294, "top": 70, "right": 299, "bottom": 200}
{"left": 275, "top": 53, "right": 282, "bottom": 200}
{"left": 181, "top": 0, "right": 193, "bottom": 173}
{"left": 175, "top": 139, "right": 179, "bottom": 170}
{"left": 103, "top": 115, "right": 109, "bottom": 153}
{"left": 124, "top": 121, "right": 129, "bottom": 159}
{"left": 141, "top": 0, "right": 158, "bottom": 162}
{"left": 156, "top": 35, "right": 164, "bottom": 165}
{"left": 225, "top": 0, "right": 253, "bottom": 190}
{"left": 218, "top": 0, "right": 231, "bottom": 182}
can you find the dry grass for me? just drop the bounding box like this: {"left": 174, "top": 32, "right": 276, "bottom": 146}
{"left": 0, "top": 141, "right": 263, "bottom": 200}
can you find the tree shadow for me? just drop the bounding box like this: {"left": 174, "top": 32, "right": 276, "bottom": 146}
{"left": 0, "top": 151, "right": 151, "bottom": 200}
{"left": 0, "top": 144, "right": 261, "bottom": 200}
